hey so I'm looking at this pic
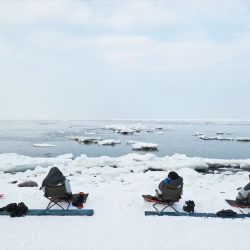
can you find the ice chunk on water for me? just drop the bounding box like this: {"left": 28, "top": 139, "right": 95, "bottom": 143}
{"left": 67, "top": 136, "right": 102, "bottom": 144}
{"left": 33, "top": 143, "right": 57, "bottom": 147}
{"left": 98, "top": 139, "right": 121, "bottom": 146}
{"left": 126, "top": 140, "right": 158, "bottom": 151}
{"left": 236, "top": 137, "right": 250, "bottom": 142}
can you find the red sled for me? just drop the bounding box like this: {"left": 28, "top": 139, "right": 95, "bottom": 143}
{"left": 225, "top": 199, "right": 250, "bottom": 208}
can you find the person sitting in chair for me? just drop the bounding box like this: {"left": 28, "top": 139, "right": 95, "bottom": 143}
{"left": 236, "top": 176, "right": 250, "bottom": 204}
{"left": 156, "top": 171, "right": 183, "bottom": 202}
{"left": 41, "top": 167, "right": 72, "bottom": 198}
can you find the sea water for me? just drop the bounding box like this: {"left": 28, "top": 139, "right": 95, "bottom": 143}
{"left": 0, "top": 120, "right": 249, "bottom": 159}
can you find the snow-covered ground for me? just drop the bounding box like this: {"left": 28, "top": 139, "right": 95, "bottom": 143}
{"left": 0, "top": 153, "right": 250, "bottom": 250}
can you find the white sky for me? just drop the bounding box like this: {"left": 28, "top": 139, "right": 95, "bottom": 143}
{"left": 0, "top": 0, "right": 250, "bottom": 120}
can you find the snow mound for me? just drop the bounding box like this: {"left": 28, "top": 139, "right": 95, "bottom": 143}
{"left": 33, "top": 144, "right": 57, "bottom": 147}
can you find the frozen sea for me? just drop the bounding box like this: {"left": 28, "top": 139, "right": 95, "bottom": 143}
{"left": 0, "top": 120, "right": 250, "bottom": 159}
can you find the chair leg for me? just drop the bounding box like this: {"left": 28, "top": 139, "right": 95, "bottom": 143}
{"left": 46, "top": 200, "right": 65, "bottom": 210}
{"left": 153, "top": 202, "right": 179, "bottom": 213}
{"left": 153, "top": 202, "right": 160, "bottom": 212}
{"left": 161, "top": 204, "right": 170, "bottom": 213}
{"left": 66, "top": 201, "right": 70, "bottom": 210}
{"left": 168, "top": 205, "right": 179, "bottom": 213}
{"left": 46, "top": 201, "right": 53, "bottom": 210}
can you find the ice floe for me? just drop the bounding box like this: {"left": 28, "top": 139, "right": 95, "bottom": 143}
{"left": 97, "top": 139, "right": 121, "bottom": 146}
{"left": 197, "top": 135, "right": 234, "bottom": 141}
{"left": 126, "top": 140, "right": 158, "bottom": 151}
{"left": 236, "top": 137, "right": 250, "bottom": 142}
{"left": 216, "top": 136, "right": 234, "bottom": 141}
{"left": 103, "top": 124, "right": 164, "bottom": 135}
{"left": 195, "top": 132, "right": 203, "bottom": 137}
{"left": 67, "top": 136, "right": 122, "bottom": 146}
{"left": 84, "top": 132, "right": 96, "bottom": 135}
{"left": 67, "top": 136, "right": 103, "bottom": 144}
{"left": 33, "top": 144, "right": 57, "bottom": 147}
{"left": 197, "top": 134, "right": 250, "bottom": 142}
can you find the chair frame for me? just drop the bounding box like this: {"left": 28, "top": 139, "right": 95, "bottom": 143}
{"left": 43, "top": 183, "right": 72, "bottom": 210}
{"left": 45, "top": 195, "right": 71, "bottom": 210}
{"left": 152, "top": 200, "right": 180, "bottom": 213}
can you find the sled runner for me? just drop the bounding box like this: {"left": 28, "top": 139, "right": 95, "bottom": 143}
{"left": 225, "top": 199, "right": 250, "bottom": 208}
{"left": 225, "top": 199, "right": 250, "bottom": 214}
{"left": 144, "top": 211, "right": 250, "bottom": 218}
{"left": 142, "top": 195, "right": 180, "bottom": 213}
{"left": 0, "top": 209, "right": 94, "bottom": 216}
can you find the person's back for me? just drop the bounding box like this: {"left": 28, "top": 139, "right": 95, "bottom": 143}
{"left": 41, "top": 167, "right": 72, "bottom": 197}
{"left": 158, "top": 171, "right": 183, "bottom": 201}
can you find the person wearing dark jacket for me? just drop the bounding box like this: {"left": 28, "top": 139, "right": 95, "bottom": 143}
{"left": 236, "top": 176, "right": 250, "bottom": 204}
{"left": 157, "top": 171, "right": 183, "bottom": 201}
{"left": 41, "top": 167, "right": 72, "bottom": 196}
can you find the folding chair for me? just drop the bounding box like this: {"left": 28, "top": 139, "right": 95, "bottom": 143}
{"left": 44, "top": 184, "right": 72, "bottom": 210}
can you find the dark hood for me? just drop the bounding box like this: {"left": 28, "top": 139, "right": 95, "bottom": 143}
{"left": 42, "top": 167, "right": 66, "bottom": 187}
{"left": 169, "top": 176, "right": 183, "bottom": 187}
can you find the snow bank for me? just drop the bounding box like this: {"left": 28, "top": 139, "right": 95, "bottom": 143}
{"left": 2, "top": 152, "right": 250, "bottom": 174}
{"left": 0, "top": 153, "right": 73, "bottom": 172}
{"left": 33, "top": 144, "right": 57, "bottom": 147}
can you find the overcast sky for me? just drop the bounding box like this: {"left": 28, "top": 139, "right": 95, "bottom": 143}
{"left": 0, "top": 0, "right": 250, "bottom": 120}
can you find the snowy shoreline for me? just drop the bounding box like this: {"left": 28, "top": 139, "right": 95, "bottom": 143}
{"left": 1, "top": 152, "right": 250, "bottom": 173}
{"left": 1, "top": 152, "right": 250, "bottom": 250}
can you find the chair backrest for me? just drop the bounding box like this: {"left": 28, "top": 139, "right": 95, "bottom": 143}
{"left": 161, "top": 184, "right": 183, "bottom": 202}
{"left": 44, "top": 183, "right": 71, "bottom": 198}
